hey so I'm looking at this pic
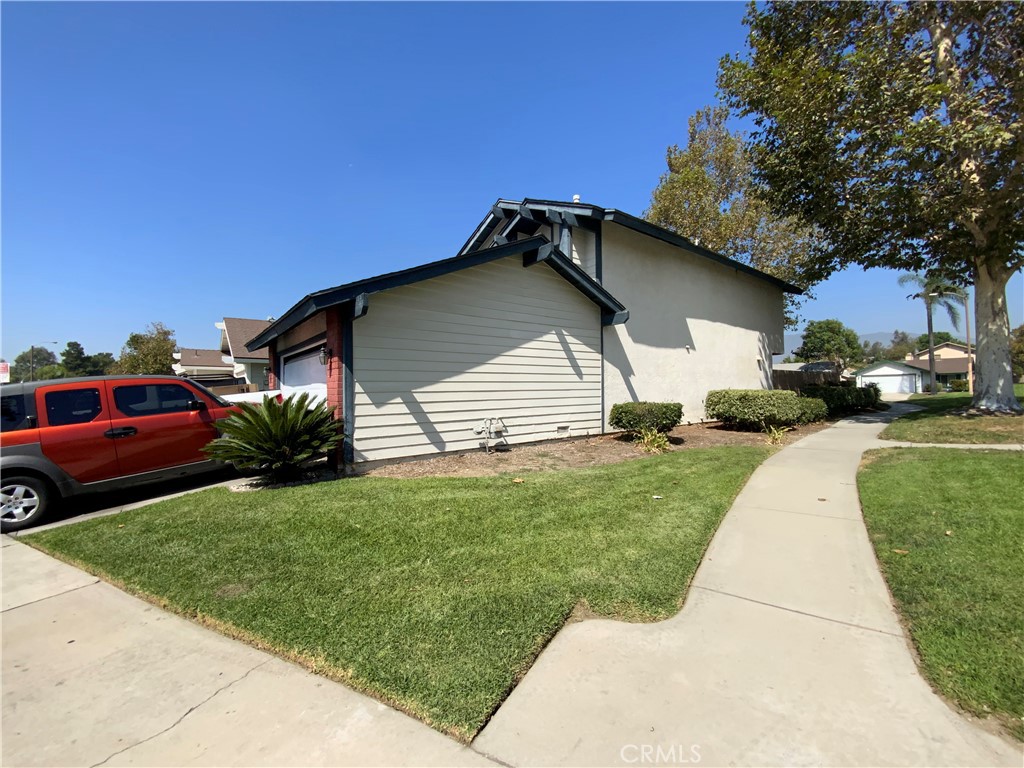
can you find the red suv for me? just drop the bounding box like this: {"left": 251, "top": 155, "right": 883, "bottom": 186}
{"left": 0, "top": 376, "right": 240, "bottom": 532}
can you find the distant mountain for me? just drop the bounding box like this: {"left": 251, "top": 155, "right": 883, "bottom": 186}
{"left": 774, "top": 330, "right": 923, "bottom": 362}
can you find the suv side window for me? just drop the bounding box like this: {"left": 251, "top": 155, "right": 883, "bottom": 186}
{"left": 1, "top": 394, "right": 30, "bottom": 432}
{"left": 45, "top": 388, "right": 104, "bottom": 426}
{"left": 113, "top": 384, "right": 197, "bottom": 417}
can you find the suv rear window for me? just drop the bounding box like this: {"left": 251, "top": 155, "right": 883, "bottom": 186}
{"left": 1, "top": 394, "right": 30, "bottom": 432}
{"left": 113, "top": 384, "right": 197, "bottom": 417}
{"left": 45, "top": 388, "right": 103, "bottom": 426}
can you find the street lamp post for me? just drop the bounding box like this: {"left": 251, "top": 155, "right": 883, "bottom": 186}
{"left": 29, "top": 341, "right": 60, "bottom": 382}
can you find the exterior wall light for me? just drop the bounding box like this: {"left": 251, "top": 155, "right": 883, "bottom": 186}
{"left": 318, "top": 346, "right": 331, "bottom": 366}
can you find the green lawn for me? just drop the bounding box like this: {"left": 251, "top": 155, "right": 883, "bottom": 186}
{"left": 26, "top": 446, "right": 769, "bottom": 740}
{"left": 859, "top": 448, "right": 1024, "bottom": 740}
{"left": 879, "top": 383, "right": 1024, "bottom": 444}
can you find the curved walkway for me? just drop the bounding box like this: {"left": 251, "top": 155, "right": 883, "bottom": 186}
{"left": 474, "top": 404, "right": 1022, "bottom": 766}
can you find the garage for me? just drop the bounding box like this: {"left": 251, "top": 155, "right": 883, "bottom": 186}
{"left": 854, "top": 361, "right": 922, "bottom": 394}
{"left": 280, "top": 348, "right": 327, "bottom": 402}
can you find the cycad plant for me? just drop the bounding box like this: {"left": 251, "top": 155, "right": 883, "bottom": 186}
{"left": 898, "top": 273, "right": 965, "bottom": 395}
{"left": 204, "top": 393, "right": 342, "bottom": 484}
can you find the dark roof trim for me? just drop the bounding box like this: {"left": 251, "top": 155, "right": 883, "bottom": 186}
{"left": 602, "top": 210, "right": 803, "bottom": 294}
{"left": 247, "top": 236, "right": 627, "bottom": 351}
{"left": 525, "top": 243, "right": 628, "bottom": 326}
{"left": 475, "top": 198, "right": 803, "bottom": 295}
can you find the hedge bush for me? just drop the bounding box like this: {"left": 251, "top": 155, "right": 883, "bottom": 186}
{"left": 949, "top": 378, "right": 969, "bottom": 392}
{"left": 801, "top": 384, "right": 881, "bottom": 416}
{"left": 796, "top": 397, "right": 829, "bottom": 424}
{"left": 608, "top": 402, "right": 683, "bottom": 434}
{"left": 704, "top": 390, "right": 805, "bottom": 430}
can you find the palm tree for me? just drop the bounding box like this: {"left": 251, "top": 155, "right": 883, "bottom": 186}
{"left": 898, "top": 273, "right": 966, "bottom": 395}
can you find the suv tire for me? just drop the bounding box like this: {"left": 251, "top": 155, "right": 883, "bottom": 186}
{"left": 1, "top": 475, "right": 54, "bottom": 533}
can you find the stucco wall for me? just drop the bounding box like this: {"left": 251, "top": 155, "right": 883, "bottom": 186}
{"left": 352, "top": 254, "right": 602, "bottom": 462}
{"left": 600, "top": 223, "right": 786, "bottom": 424}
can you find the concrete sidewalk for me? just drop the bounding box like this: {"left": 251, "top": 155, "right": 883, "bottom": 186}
{"left": 474, "top": 405, "right": 1022, "bottom": 766}
{"left": 1, "top": 539, "right": 493, "bottom": 767}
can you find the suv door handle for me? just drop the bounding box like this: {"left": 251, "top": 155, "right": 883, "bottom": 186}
{"left": 103, "top": 427, "right": 138, "bottom": 439}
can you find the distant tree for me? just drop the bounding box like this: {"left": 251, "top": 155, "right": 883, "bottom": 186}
{"left": 1011, "top": 325, "right": 1024, "bottom": 381}
{"left": 781, "top": 356, "right": 795, "bottom": 364}
{"left": 60, "top": 342, "right": 90, "bottom": 377}
{"left": 794, "top": 319, "right": 864, "bottom": 372}
{"left": 86, "top": 352, "right": 116, "bottom": 375}
{"left": 861, "top": 341, "right": 886, "bottom": 363}
{"left": 885, "top": 330, "right": 916, "bottom": 361}
{"left": 112, "top": 322, "right": 178, "bottom": 375}
{"left": 34, "top": 364, "right": 66, "bottom": 380}
{"left": 899, "top": 273, "right": 965, "bottom": 394}
{"left": 645, "top": 105, "right": 827, "bottom": 327}
{"left": 719, "top": 2, "right": 1023, "bottom": 412}
{"left": 60, "top": 341, "right": 116, "bottom": 377}
{"left": 11, "top": 346, "right": 58, "bottom": 382}
{"left": 915, "top": 331, "right": 962, "bottom": 351}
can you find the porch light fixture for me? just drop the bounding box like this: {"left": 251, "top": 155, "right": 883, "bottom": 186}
{"left": 318, "top": 346, "right": 331, "bottom": 366}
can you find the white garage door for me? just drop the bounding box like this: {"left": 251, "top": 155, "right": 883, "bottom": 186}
{"left": 281, "top": 349, "right": 327, "bottom": 403}
{"left": 862, "top": 374, "right": 917, "bottom": 394}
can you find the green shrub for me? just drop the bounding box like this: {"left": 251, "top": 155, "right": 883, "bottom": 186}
{"left": 204, "top": 393, "right": 342, "bottom": 484}
{"left": 796, "top": 397, "right": 829, "bottom": 424}
{"left": 949, "top": 379, "right": 969, "bottom": 392}
{"left": 801, "top": 384, "right": 881, "bottom": 416}
{"left": 609, "top": 402, "right": 682, "bottom": 434}
{"left": 704, "top": 389, "right": 803, "bottom": 430}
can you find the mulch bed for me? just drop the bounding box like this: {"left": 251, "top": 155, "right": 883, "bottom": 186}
{"left": 356, "top": 419, "right": 835, "bottom": 479}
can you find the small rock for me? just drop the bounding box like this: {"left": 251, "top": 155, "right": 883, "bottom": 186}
{"left": 652, "top": 495, "right": 663, "bottom": 500}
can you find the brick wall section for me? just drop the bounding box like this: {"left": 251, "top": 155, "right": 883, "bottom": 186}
{"left": 266, "top": 347, "right": 279, "bottom": 389}
{"left": 324, "top": 306, "right": 345, "bottom": 471}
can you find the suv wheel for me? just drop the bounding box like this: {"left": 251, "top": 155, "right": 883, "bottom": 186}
{"left": 1, "top": 476, "right": 53, "bottom": 533}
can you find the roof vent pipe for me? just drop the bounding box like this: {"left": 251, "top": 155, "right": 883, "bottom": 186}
{"left": 572, "top": 194, "right": 581, "bottom": 203}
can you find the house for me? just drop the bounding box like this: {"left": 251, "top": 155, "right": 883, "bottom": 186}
{"left": 853, "top": 360, "right": 925, "bottom": 394}
{"left": 172, "top": 348, "right": 238, "bottom": 388}
{"left": 216, "top": 317, "right": 273, "bottom": 390}
{"left": 903, "top": 341, "right": 974, "bottom": 388}
{"left": 246, "top": 198, "right": 800, "bottom": 465}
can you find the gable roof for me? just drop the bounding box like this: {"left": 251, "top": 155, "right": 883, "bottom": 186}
{"left": 459, "top": 198, "right": 803, "bottom": 295}
{"left": 852, "top": 360, "right": 923, "bottom": 376}
{"left": 246, "top": 236, "right": 628, "bottom": 352}
{"left": 173, "top": 348, "right": 232, "bottom": 369}
{"left": 218, "top": 317, "right": 271, "bottom": 361}
{"left": 909, "top": 340, "right": 968, "bottom": 357}
{"left": 904, "top": 358, "right": 970, "bottom": 375}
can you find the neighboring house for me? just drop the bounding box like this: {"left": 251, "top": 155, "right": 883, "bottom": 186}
{"left": 853, "top": 361, "right": 924, "bottom": 394}
{"left": 172, "top": 348, "right": 238, "bottom": 388}
{"left": 246, "top": 197, "right": 799, "bottom": 465}
{"left": 903, "top": 341, "right": 974, "bottom": 388}
{"left": 216, "top": 317, "right": 273, "bottom": 389}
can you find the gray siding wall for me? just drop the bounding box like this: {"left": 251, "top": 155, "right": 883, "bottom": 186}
{"left": 352, "top": 255, "right": 602, "bottom": 462}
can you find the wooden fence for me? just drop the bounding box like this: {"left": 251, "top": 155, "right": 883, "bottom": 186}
{"left": 772, "top": 368, "right": 840, "bottom": 392}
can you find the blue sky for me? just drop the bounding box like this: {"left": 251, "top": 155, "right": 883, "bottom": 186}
{"left": 3, "top": 1, "right": 1020, "bottom": 361}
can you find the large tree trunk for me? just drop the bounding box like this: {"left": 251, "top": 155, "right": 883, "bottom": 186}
{"left": 926, "top": 306, "right": 938, "bottom": 395}
{"left": 972, "top": 260, "right": 1022, "bottom": 414}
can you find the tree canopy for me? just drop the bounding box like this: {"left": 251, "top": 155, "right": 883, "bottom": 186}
{"left": 645, "top": 106, "right": 826, "bottom": 326}
{"left": 719, "top": 1, "right": 1023, "bottom": 412}
{"left": 112, "top": 322, "right": 178, "bottom": 375}
{"left": 11, "top": 346, "right": 58, "bottom": 382}
{"left": 916, "top": 331, "right": 963, "bottom": 351}
{"left": 794, "top": 319, "right": 864, "bottom": 371}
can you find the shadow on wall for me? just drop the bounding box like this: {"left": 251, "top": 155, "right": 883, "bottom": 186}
{"left": 359, "top": 319, "right": 594, "bottom": 452}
